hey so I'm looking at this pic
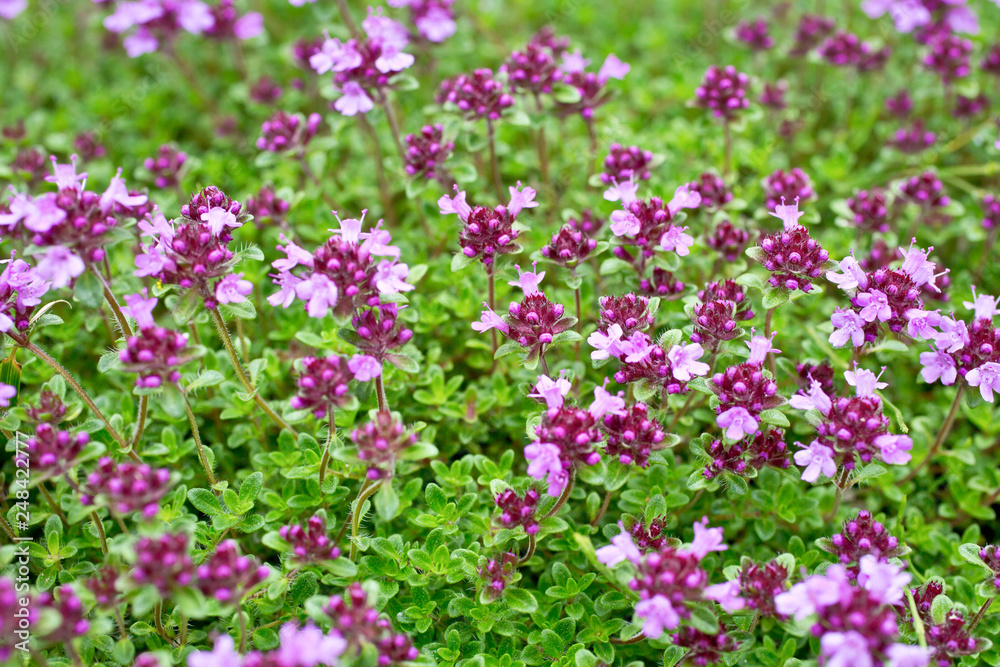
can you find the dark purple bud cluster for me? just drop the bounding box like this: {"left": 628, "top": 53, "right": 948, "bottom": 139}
{"left": 693, "top": 65, "right": 750, "bottom": 120}
{"left": 73, "top": 131, "right": 105, "bottom": 160}
{"left": 628, "top": 516, "right": 669, "bottom": 551}
{"left": 132, "top": 533, "right": 194, "bottom": 593}
{"left": 326, "top": 583, "right": 420, "bottom": 664}
{"left": 86, "top": 566, "right": 120, "bottom": 608}
{"left": 460, "top": 203, "right": 521, "bottom": 267}
{"left": 247, "top": 185, "right": 290, "bottom": 222}
{"left": 143, "top": 144, "right": 187, "bottom": 189}
{"left": 404, "top": 124, "right": 454, "bottom": 184}
{"left": 818, "top": 31, "right": 864, "bottom": 66}
{"left": 529, "top": 26, "right": 570, "bottom": 55}
{"left": 858, "top": 45, "right": 892, "bottom": 72}
{"left": 119, "top": 325, "right": 191, "bottom": 388}
{"left": 291, "top": 355, "right": 356, "bottom": 418}
{"left": 759, "top": 81, "right": 787, "bottom": 110}
{"left": 351, "top": 412, "right": 418, "bottom": 479}
{"left": 690, "top": 300, "right": 740, "bottom": 349}
{"left": 567, "top": 208, "right": 604, "bottom": 236}
{"left": 280, "top": 514, "right": 341, "bottom": 563}
{"left": 763, "top": 168, "right": 814, "bottom": 210}
{"left": 350, "top": 304, "right": 413, "bottom": 361}
{"left": 953, "top": 94, "right": 988, "bottom": 119}
{"left": 688, "top": 173, "right": 732, "bottom": 210}
{"left": 670, "top": 626, "right": 739, "bottom": 665}
{"left": 35, "top": 586, "right": 90, "bottom": 643}
{"left": 12, "top": 148, "right": 47, "bottom": 185}
{"left": 982, "top": 44, "right": 1000, "bottom": 75}
{"left": 504, "top": 293, "right": 574, "bottom": 352}
{"left": 598, "top": 293, "right": 654, "bottom": 338}
{"left": 495, "top": 488, "right": 540, "bottom": 534}
{"left": 754, "top": 224, "right": 830, "bottom": 293}
{"left": 601, "top": 402, "right": 666, "bottom": 467}
{"left": 250, "top": 76, "right": 283, "bottom": 104}
{"left": 503, "top": 42, "right": 563, "bottom": 95}
{"left": 789, "top": 14, "right": 835, "bottom": 56}
{"left": 703, "top": 429, "right": 791, "bottom": 479}
{"left": 18, "top": 422, "right": 88, "bottom": 479}
{"left": 80, "top": 457, "right": 171, "bottom": 518}
{"left": 796, "top": 362, "right": 836, "bottom": 396}
{"left": 824, "top": 510, "right": 902, "bottom": 566}
{"left": 373, "top": 633, "right": 421, "bottom": 666}
{"left": 813, "top": 586, "right": 899, "bottom": 661}
{"left": 901, "top": 171, "right": 949, "bottom": 210}
{"left": 847, "top": 188, "right": 890, "bottom": 233}
{"left": 437, "top": 68, "right": 513, "bottom": 120}
{"left": 613, "top": 342, "right": 695, "bottom": 395}
{"left": 293, "top": 37, "right": 324, "bottom": 70}
{"left": 885, "top": 90, "right": 912, "bottom": 118}
{"left": 196, "top": 540, "right": 269, "bottom": 603}
{"left": 699, "top": 280, "right": 753, "bottom": 321}
{"left": 923, "top": 34, "right": 972, "bottom": 83}
{"left": 600, "top": 143, "right": 654, "bottom": 185}
{"left": 816, "top": 393, "right": 890, "bottom": 470}
{"left": 256, "top": 111, "right": 322, "bottom": 152}
{"left": 478, "top": 552, "right": 519, "bottom": 599}
{"left": 982, "top": 195, "right": 1000, "bottom": 230}
{"left": 630, "top": 546, "right": 708, "bottom": 618}
{"left": 707, "top": 219, "right": 749, "bottom": 261}
{"left": 611, "top": 196, "right": 681, "bottom": 260}
{"left": 711, "top": 363, "right": 781, "bottom": 419}
{"left": 909, "top": 580, "right": 985, "bottom": 666}
{"left": 891, "top": 119, "right": 936, "bottom": 154}
{"left": 535, "top": 405, "right": 602, "bottom": 471}
{"left": 981, "top": 545, "right": 1000, "bottom": 589}
{"left": 639, "top": 267, "right": 685, "bottom": 299}
{"left": 553, "top": 67, "right": 621, "bottom": 121}
{"left": 736, "top": 17, "right": 774, "bottom": 51}
{"left": 738, "top": 559, "right": 790, "bottom": 617}
{"left": 540, "top": 225, "right": 597, "bottom": 267}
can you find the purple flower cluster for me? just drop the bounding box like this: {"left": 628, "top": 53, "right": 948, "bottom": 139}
{"left": 540, "top": 225, "right": 598, "bottom": 268}
{"left": 891, "top": 119, "right": 936, "bottom": 153}
{"left": 763, "top": 168, "right": 814, "bottom": 210}
{"left": 702, "top": 428, "right": 791, "bottom": 479}
{"left": 440, "top": 183, "right": 537, "bottom": 267}
{"left": 437, "top": 68, "right": 513, "bottom": 120}
{"left": 325, "top": 583, "right": 420, "bottom": 664}
{"left": 737, "top": 559, "right": 790, "bottom": 617}
{"left": 821, "top": 510, "right": 905, "bottom": 566}
{"left": 188, "top": 624, "right": 346, "bottom": 667}
{"left": 144, "top": 144, "right": 187, "bottom": 190}
{"left": 35, "top": 586, "right": 90, "bottom": 644}
{"left": 601, "top": 401, "right": 666, "bottom": 468}
{"left": 80, "top": 457, "right": 172, "bottom": 518}
{"left": 735, "top": 17, "right": 773, "bottom": 51}
{"left": 923, "top": 34, "right": 972, "bottom": 83}
{"left": 0, "top": 578, "right": 35, "bottom": 659}
{"left": 351, "top": 411, "right": 417, "bottom": 479}
{"left": 196, "top": 540, "right": 269, "bottom": 603}
{"left": 605, "top": 179, "right": 700, "bottom": 263}
{"left": 693, "top": 65, "right": 750, "bottom": 120}
{"left": 478, "top": 552, "right": 519, "bottom": 599}
{"left": 269, "top": 209, "right": 413, "bottom": 318}
{"left": 310, "top": 8, "right": 414, "bottom": 116}
{"left": 687, "top": 172, "right": 731, "bottom": 210}
{"left": 789, "top": 14, "right": 835, "bottom": 56}
{"left": 790, "top": 366, "right": 913, "bottom": 481}
{"left": 711, "top": 333, "right": 783, "bottom": 441}
{"left": 132, "top": 532, "right": 194, "bottom": 593}
{"left": 751, "top": 199, "right": 830, "bottom": 293}
{"left": 119, "top": 291, "right": 193, "bottom": 387}
{"left": 502, "top": 41, "right": 563, "bottom": 96}
{"left": 291, "top": 355, "right": 358, "bottom": 418}
{"left": 387, "top": 0, "right": 456, "bottom": 44}
{"left": 17, "top": 422, "right": 88, "bottom": 480}
{"left": 639, "top": 268, "right": 684, "bottom": 299}
{"left": 256, "top": 111, "right": 321, "bottom": 152}
{"left": 908, "top": 579, "right": 985, "bottom": 666}
{"left": 707, "top": 220, "right": 749, "bottom": 261}
{"left": 600, "top": 144, "right": 654, "bottom": 185}
{"left": 551, "top": 51, "right": 630, "bottom": 121}
{"left": 847, "top": 188, "right": 891, "bottom": 233}
{"left": 247, "top": 185, "right": 290, "bottom": 223}
{"left": 495, "top": 488, "right": 540, "bottom": 534}
{"left": 280, "top": 514, "right": 341, "bottom": 563}
{"left": 404, "top": 124, "right": 454, "bottom": 185}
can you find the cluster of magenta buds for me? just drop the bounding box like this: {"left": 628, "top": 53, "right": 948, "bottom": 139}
{"left": 196, "top": 540, "right": 269, "bottom": 603}
{"left": 901, "top": 171, "right": 949, "bottom": 211}
{"left": 0, "top": 255, "right": 50, "bottom": 334}
{"left": 737, "top": 559, "right": 790, "bottom": 618}
{"left": 626, "top": 516, "right": 669, "bottom": 551}
{"left": 598, "top": 293, "right": 654, "bottom": 338}
{"left": 693, "top": 65, "right": 750, "bottom": 120}
{"left": 348, "top": 303, "right": 413, "bottom": 361}
{"left": 699, "top": 280, "right": 754, "bottom": 321}
{"left": 495, "top": 488, "right": 540, "bottom": 534}
{"left": 540, "top": 225, "right": 598, "bottom": 267}
{"left": 707, "top": 220, "right": 749, "bottom": 261}
{"left": 478, "top": 552, "right": 519, "bottom": 600}
{"left": 790, "top": 13, "right": 836, "bottom": 55}
{"left": 73, "top": 131, "right": 105, "bottom": 160}
{"left": 847, "top": 188, "right": 891, "bottom": 233}
{"left": 688, "top": 173, "right": 731, "bottom": 210}
{"left": 818, "top": 31, "right": 865, "bottom": 66}
{"left": 437, "top": 68, "right": 513, "bottom": 120}
{"left": 249, "top": 75, "right": 283, "bottom": 104}
{"left": 760, "top": 81, "right": 787, "bottom": 110}
{"left": 257, "top": 111, "right": 322, "bottom": 152}
{"left": 86, "top": 566, "right": 121, "bottom": 609}
{"left": 819, "top": 510, "right": 904, "bottom": 567}
{"left": 763, "top": 169, "right": 814, "bottom": 210}
{"left": 35, "top": 586, "right": 90, "bottom": 644}
{"left": 886, "top": 90, "right": 912, "bottom": 118}
{"left": 601, "top": 402, "right": 666, "bottom": 467}
{"left": 984, "top": 195, "right": 1000, "bottom": 230}
{"left": 440, "top": 185, "right": 537, "bottom": 268}
{"left": 404, "top": 124, "right": 454, "bottom": 185}
{"left": 980, "top": 545, "right": 1000, "bottom": 589}
{"left": 291, "top": 355, "right": 357, "bottom": 418}
{"left": 503, "top": 42, "right": 562, "bottom": 96}
{"left": 80, "top": 457, "right": 172, "bottom": 518}
{"left": 690, "top": 299, "right": 740, "bottom": 349}
{"left": 670, "top": 627, "right": 740, "bottom": 666}
{"left": 326, "top": 583, "right": 420, "bottom": 663}
{"left": 891, "top": 119, "right": 936, "bottom": 154}
{"left": 551, "top": 52, "right": 630, "bottom": 121}
{"left": 639, "top": 268, "right": 685, "bottom": 298}
{"left": 11, "top": 148, "right": 46, "bottom": 185}
{"left": 797, "top": 362, "right": 835, "bottom": 396}
{"left": 751, "top": 199, "right": 830, "bottom": 293}
{"left": 924, "top": 34, "right": 972, "bottom": 83}
{"left": 119, "top": 324, "right": 191, "bottom": 388}
{"left": 247, "top": 185, "right": 290, "bottom": 223}
{"left": 143, "top": 144, "right": 187, "bottom": 190}
{"left": 281, "top": 514, "right": 341, "bottom": 563}
{"left": 18, "top": 422, "right": 88, "bottom": 480}
{"left": 908, "top": 580, "right": 986, "bottom": 665}
{"left": 953, "top": 93, "right": 988, "bottom": 119}
{"left": 351, "top": 412, "right": 418, "bottom": 479}
{"left": 702, "top": 429, "right": 791, "bottom": 479}
{"left": 711, "top": 334, "right": 783, "bottom": 441}
{"left": 1, "top": 578, "right": 35, "bottom": 658}
{"left": 131, "top": 533, "right": 194, "bottom": 593}
{"left": 736, "top": 17, "right": 773, "bottom": 51}
{"left": 568, "top": 209, "right": 605, "bottom": 237}
{"left": 601, "top": 144, "right": 654, "bottom": 185}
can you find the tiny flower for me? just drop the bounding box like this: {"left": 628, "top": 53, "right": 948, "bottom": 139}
{"left": 588, "top": 323, "right": 625, "bottom": 360}
{"left": 215, "top": 272, "right": 253, "bottom": 305}
{"left": 717, "top": 406, "right": 757, "bottom": 441}
{"left": 635, "top": 595, "right": 680, "bottom": 638}
{"left": 666, "top": 343, "right": 710, "bottom": 381}
{"left": 508, "top": 263, "right": 545, "bottom": 296}
{"left": 588, "top": 383, "right": 626, "bottom": 419}
{"left": 704, "top": 580, "right": 745, "bottom": 612}
{"left": 830, "top": 308, "right": 867, "bottom": 348}
{"left": 596, "top": 525, "right": 642, "bottom": 566}
{"left": 875, "top": 434, "right": 913, "bottom": 465}
{"left": 966, "top": 361, "right": 1000, "bottom": 402}
{"left": 793, "top": 440, "right": 837, "bottom": 482}
{"left": 347, "top": 354, "right": 382, "bottom": 382}
{"left": 689, "top": 517, "right": 727, "bottom": 559}
{"left": 528, "top": 374, "right": 572, "bottom": 410}
{"left": 524, "top": 442, "right": 567, "bottom": 496}
{"left": 472, "top": 302, "right": 510, "bottom": 335}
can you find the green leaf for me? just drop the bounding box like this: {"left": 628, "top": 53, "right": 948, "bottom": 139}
{"left": 187, "top": 488, "right": 224, "bottom": 516}
{"left": 505, "top": 588, "right": 538, "bottom": 613}
{"left": 759, "top": 409, "right": 790, "bottom": 428}
{"left": 452, "top": 253, "right": 476, "bottom": 272}
{"left": 762, "top": 286, "right": 791, "bottom": 310}
{"left": 958, "top": 543, "right": 991, "bottom": 571}
{"left": 385, "top": 353, "right": 420, "bottom": 373}
{"left": 374, "top": 481, "right": 400, "bottom": 520}
{"left": 688, "top": 605, "right": 719, "bottom": 634}
{"left": 239, "top": 472, "right": 264, "bottom": 504}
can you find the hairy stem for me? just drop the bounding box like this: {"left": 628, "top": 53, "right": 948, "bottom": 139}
{"left": 542, "top": 470, "right": 575, "bottom": 519}
{"left": 210, "top": 309, "right": 297, "bottom": 436}
{"left": 968, "top": 598, "right": 994, "bottom": 633}
{"left": 375, "top": 375, "right": 389, "bottom": 414}
{"left": 487, "top": 268, "right": 498, "bottom": 358}
{"left": 182, "top": 390, "right": 217, "bottom": 486}
{"left": 91, "top": 511, "right": 109, "bottom": 556}
{"left": 350, "top": 480, "right": 382, "bottom": 560}
{"left": 39, "top": 482, "right": 66, "bottom": 523}
{"left": 319, "top": 405, "right": 337, "bottom": 485}
{"left": 518, "top": 534, "right": 536, "bottom": 565}
{"left": 590, "top": 490, "right": 613, "bottom": 527}
{"left": 904, "top": 384, "right": 965, "bottom": 482}
{"left": 93, "top": 269, "right": 133, "bottom": 338}
{"left": 130, "top": 395, "right": 148, "bottom": 451}
{"left": 486, "top": 119, "right": 504, "bottom": 201}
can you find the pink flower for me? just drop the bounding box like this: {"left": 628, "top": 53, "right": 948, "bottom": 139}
{"left": 918, "top": 348, "right": 956, "bottom": 385}
{"left": 704, "top": 581, "right": 745, "bottom": 612}
{"left": 856, "top": 289, "right": 892, "bottom": 322}
{"left": 603, "top": 178, "right": 639, "bottom": 205}
{"left": 274, "top": 623, "right": 347, "bottom": 667}
{"left": 528, "top": 375, "right": 571, "bottom": 410}
{"left": 904, "top": 309, "right": 942, "bottom": 340}
{"left": 789, "top": 379, "right": 832, "bottom": 416}
{"left": 588, "top": 324, "right": 624, "bottom": 361}
{"left": 666, "top": 343, "right": 709, "bottom": 381}
{"left": 0, "top": 0, "right": 27, "bottom": 19}
{"left": 99, "top": 169, "right": 147, "bottom": 214}
{"left": 844, "top": 366, "right": 887, "bottom": 397}
{"left": 659, "top": 225, "right": 694, "bottom": 256}
{"left": 875, "top": 434, "right": 913, "bottom": 465}
{"left": 821, "top": 631, "right": 873, "bottom": 667}
{"left": 334, "top": 81, "right": 375, "bottom": 116}
{"left": 826, "top": 254, "right": 869, "bottom": 291}
{"left": 774, "top": 568, "right": 848, "bottom": 620}
{"left": 829, "top": 308, "right": 867, "bottom": 348}
{"left": 508, "top": 182, "right": 539, "bottom": 217}
{"left": 123, "top": 290, "right": 158, "bottom": 330}
{"left": 689, "top": 517, "right": 727, "bottom": 559}
{"left": 966, "top": 361, "right": 1000, "bottom": 403}
{"left": 187, "top": 635, "right": 243, "bottom": 667}
{"left": 560, "top": 50, "right": 589, "bottom": 73}
{"left": 373, "top": 260, "right": 413, "bottom": 294}
{"left": 233, "top": 12, "right": 263, "bottom": 39}
{"left": 597, "top": 54, "right": 630, "bottom": 83}
{"left": 885, "top": 643, "right": 931, "bottom": 667}
{"left": 769, "top": 197, "right": 804, "bottom": 229}
{"left": 963, "top": 286, "right": 1000, "bottom": 321}
{"left": 717, "top": 406, "right": 757, "bottom": 441}
{"left": 0, "top": 383, "right": 16, "bottom": 408}
{"left": 294, "top": 273, "right": 339, "bottom": 318}
{"left": 588, "top": 383, "right": 626, "bottom": 419}
{"left": 899, "top": 240, "right": 939, "bottom": 288}
{"left": 508, "top": 263, "right": 545, "bottom": 297}
{"left": 201, "top": 207, "right": 239, "bottom": 236}
{"left": 745, "top": 331, "right": 780, "bottom": 366}
{"left": 310, "top": 36, "right": 363, "bottom": 73}
{"left": 635, "top": 595, "right": 679, "bottom": 638}
{"left": 857, "top": 555, "right": 910, "bottom": 605}
{"left": 471, "top": 303, "right": 509, "bottom": 335}
{"left": 348, "top": 354, "right": 382, "bottom": 381}
{"left": 620, "top": 331, "right": 655, "bottom": 364}
{"left": 524, "top": 442, "right": 567, "bottom": 496}
{"left": 35, "top": 245, "right": 85, "bottom": 289}
{"left": 609, "top": 209, "right": 641, "bottom": 237}
{"left": 438, "top": 189, "right": 472, "bottom": 221}
{"left": 793, "top": 440, "right": 837, "bottom": 482}
{"left": 666, "top": 183, "right": 702, "bottom": 216}
{"left": 595, "top": 526, "right": 641, "bottom": 566}
{"left": 215, "top": 273, "right": 253, "bottom": 305}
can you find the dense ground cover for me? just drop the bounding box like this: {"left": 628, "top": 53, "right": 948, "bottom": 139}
{"left": 2, "top": 0, "right": 1000, "bottom": 665}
